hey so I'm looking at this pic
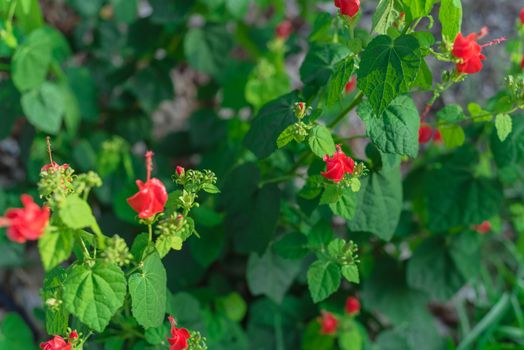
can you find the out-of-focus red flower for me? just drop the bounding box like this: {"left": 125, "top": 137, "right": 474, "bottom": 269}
{"left": 334, "top": 0, "right": 360, "bottom": 17}
{"left": 344, "top": 76, "right": 356, "bottom": 94}
{"left": 452, "top": 32, "right": 486, "bottom": 74}
{"left": 127, "top": 151, "right": 167, "bottom": 219}
{"left": 167, "top": 316, "right": 191, "bottom": 350}
{"left": 474, "top": 220, "right": 491, "bottom": 234}
{"left": 41, "top": 162, "right": 69, "bottom": 172}
{"left": 276, "top": 20, "right": 293, "bottom": 39}
{"left": 0, "top": 195, "right": 50, "bottom": 243}
{"left": 321, "top": 145, "right": 355, "bottom": 183}
{"left": 344, "top": 296, "right": 361, "bottom": 315}
{"left": 433, "top": 129, "right": 442, "bottom": 143}
{"left": 39, "top": 336, "right": 71, "bottom": 350}
{"left": 418, "top": 124, "right": 433, "bottom": 144}
{"left": 520, "top": 8, "right": 524, "bottom": 24}
{"left": 521, "top": 56, "right": 524, "bottom": 69}
{"left": 319, "top": 311, "right": 338, "bottom": 335}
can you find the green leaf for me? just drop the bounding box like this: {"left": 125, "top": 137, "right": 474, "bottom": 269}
{"left": 0, "top": 80, "right": 22, "bottom": 139}
{"left": 245, "top": 58, "right": 290, "bottom": 110}
{"left": 357, "top": 34, "right": 421, "bottom": 116}
{"left": 490, "top": 117, "right": 524, "bottom": 168}
{"left": 202, "top": 183, "right": 221, "bottom": 194}
{"left": 184, "top": 25, "right": 232, "bottom": 79}
{"left": 348, "top": 164, "right": 402, "bottom": 241}
{"left": 63, "top": 260, "right": 127, "bottom": 332}
{"left": 438, "top": 0, "right": 462, "bottom": 41}
{"left": 0, "top": 313, "right": 35, "bottom": 350}
{"left": 247, "top": 249, "right": 302, "bottom": 303}
{"left": 244, "top": 91, "right": 299, "bottom": 159}
{"left": 38, "top": 228, "right": 74, "bottom": 271}
{"left": 329, "top": 187, "right": 357, "bottom": 220}
{"left": 21, "top": 82, "right": 65, "bottom": 134}
{"left": 155, "top": 234, "right": 183, "bottom": 258}
{"left": 300, "top": 43, "right": 351, "bottom": 87}
{"left": 308, "top": 125, "right": 336, "bottom": 158}
{"left": 126, "top": 60, "right": 174, "bottom": 114}
{"left": 59, "top": 195, "right": 96, "bottom": 230}
{"left": 372, "top": 0, "right": 401, "bottom": 34}
{"left": 495, "top": 113, "right": 512, "bottom": 142}
{"left": 276, "top": 124, "right": 295, "bottom": 149}
{"left": 403, "top": 0, "right": 436, "bottom": 19}
{"left": 43, "top": 267, "right": 69, "bottom": 335}
{"left": 272, "top": 233, "right": 309, "bottom": 259}
{"left": 111, "top": 0, "right": 137, "bottom": 23}
{"left": 341, "top": 264, "right": 360, "bottom": 284}
{"left": 437, "top": 104, "right": 465, "bottom": 123}
{"left": 426, "top": 158, "right": 502, "bottom": 232}
{"left": 222, "top": 163, "right": 281, "bottom": 254}
{"left": 12, "top": 28, "right": 53, "bottom": 91}
{"left": 307, "top": 259, "right": 341, "bottom": 303}
{"left": 339, "top": 325, "right": 362, "bottom": 350}
{"left": 320, "top": 184, "right": 342, "bottom": 205}
{"left": 358, "top": 95, "right": 420, "bottom": 158}
{"left": 439, "top": 124, "right": 465, "bottom": 148}
{"left": 216, "top": 292, "right": 247, "bottom": 322}
{"left": 129, "top": 252, "right": 167, "bottom": 329}
{"left": 307, "top": 220, "right": 334, "bottom": 249}
{"left": 407, "top": 237, "right": 465, "bottom": 300}
{"left": 325, "top": 58, "right": 354, "bottom": 107}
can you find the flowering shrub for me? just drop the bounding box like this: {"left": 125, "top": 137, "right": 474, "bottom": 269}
{"left": 0, "top": 0, "right": 524, "bottom": 349}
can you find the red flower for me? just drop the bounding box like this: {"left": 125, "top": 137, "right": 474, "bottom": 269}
{"left": 520, "top": 8, "right": 524, "bottom": 24}
{"left": 474, "top": 220, "right": 491, "bottom": 234}
{"left": 321, "top": 145, "right": 354, "bottom": 183}
{"left": 0, "top": 195, "right": 50, "bottom": 243}
{"left": 127, "top": 151, "right": 167, "bottom": 219}
{"left": 167, "top": 316, "right": 191, "bottom": 350}
{"left": 433, "top": 129, "right": 442, "bottom": 143}
{"left": 335, "top": 0, "right": 360, "bottom": 17}
{"left": 40, "top": 336, "right": 71, "bottom": 350}
{"left": 344, "top": 297, "right": 361, "bottom": 315}
{"left": 276, "top": 20, "right": 293, "bottom": 39}
{"left": 319, "top": 312, "right": 338, "bottom": 335}
{"left": 344, "top": 76, "right": 356, "bottom": 94}
{"left": 452, "top": 32, "right": 486, "bottom": 74}
{"left": 521, "top": 56, "right": 524, "bottom": 69}
{"left": 418, "top": 124, "right": 433, "bottom": 144}
{"left": 176, "top": 166, "right": 185, "bottom": 176}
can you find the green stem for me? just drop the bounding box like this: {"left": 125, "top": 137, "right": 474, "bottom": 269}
{"left": 327, "top": 91, "right": 364, "bottom": 128}
{"left": 259, "top": 174, "right": 300, "bottom": 187}
{"left": 79, "top": 237, "right": 91, "bottom": 260}
{"left": 148, "top": 224, "right": 153, "bottom": 243}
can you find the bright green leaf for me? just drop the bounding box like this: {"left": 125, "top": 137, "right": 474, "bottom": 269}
{"left": 439, "top": 0, "right": 462, "bottom": 41}
{"left": 38, "top": 228, "right": 74, "bottom": 271}
{"left": 308, "top": 125, "right": 336, "bottom": 158}
{"left": 495, "top": 113, "right": 512, "bottom": 142}
{"left": 307, "top": 259, "right": 341, "bottom": 303}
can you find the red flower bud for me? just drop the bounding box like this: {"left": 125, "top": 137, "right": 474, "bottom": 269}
{"left": 321, "top": 145, "right": 355, "bottom": 183}
{"left": 520, "top": 8, "right": 524, "bottom": 24}
{"left": 474, "top": 220, "right": 491, "bottom": 234}
{"left": 344, "top": 76, "right": 356, "bottom": 94}
{"left": 0, "top": 195, "right": 50, "bottom": 243}
{"left": 276, "top": 20, "right": 293, "bottom": 40}
{"left": 319, "top": 311, "right": 338, "bottom": 335}
{"left": 68, "top": 330, "right": 78, "bottom": 340}
{"left": 334, "top": 0, "right": 360, "bottom": 17}
{"left": 176, "top": 166, "right": 185, "bottom": 176}
{"left": 344, "top": 297, "right": 361, "bottom": 315}
{"left": 433, "top": 129, "right": 442, "bottom": 143}
{"left": 167, "top": 316, "right": 191, "bottom": 350}
{"left": 41, "top": 162, "right": 69, "bottom": 172}
{"left": 40, "top": 336, "right": 71, "bottom": 350}
{"left": 418, "top": 124, "right": 433, "bottom": 144}
{"left": 127, "top": 151, "right": 168, "bottom": 219}
{"left": 452, "top": 32, "right": 486, "bottom": 74}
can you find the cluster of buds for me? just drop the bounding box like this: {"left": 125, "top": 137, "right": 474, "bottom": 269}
{"left": 102, "top": 235, "right": 133, "bottom": 267}
{"left": 38, "top": 163, "right": 75, "bottom": 207}
{"left": 187, "top": 330, "right": 208, "bottom": 350}
{"left": 173, "top": 167, "right": 218, "bottom": 195}
{"left": 331, "top": 239, "right": 359, "bottom": 266}
{"left": 156, "top": 213, "right": 194, "bottom": 241}
{"left": 293, "top": 102, "right": 312, "bottom": 119}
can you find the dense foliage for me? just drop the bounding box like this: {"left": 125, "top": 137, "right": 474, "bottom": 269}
{"left": 0, "top": 0, "right": 524, "bottom": 349}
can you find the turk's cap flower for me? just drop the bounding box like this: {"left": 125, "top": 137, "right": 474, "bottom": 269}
{"left": 0, "top": 195, "right": 50, "bottom": 243}
{"left": 321, "top": 145, "right": 355, "bottom": 183}
{"left": 167, "top": 316, "right": 191, "bottom": 350}
{"left": 334, "top": 0, "right": 360, "bottom": 17}
{"left": 474, "top": 220, "right": 491, "bottom": 234}
{"left": 39, "top": 336, "right": 71, "bottom": 350}
{"left": 344, "top": 296, "right": 361, "bottom": 315}
{"left": 276, "top": 20, "right": 293, "bottom": 39}
{"left": 344, "top": 76, "right": 357, "bottom": 94}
